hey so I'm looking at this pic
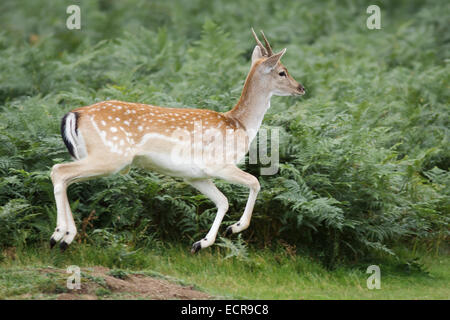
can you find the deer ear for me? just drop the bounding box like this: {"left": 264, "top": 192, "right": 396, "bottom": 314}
{"left": 251, "top": 45, "right": 264, "bottom": 65}
{"left": 262, "top": 48, "right": 287, "bottom": 72}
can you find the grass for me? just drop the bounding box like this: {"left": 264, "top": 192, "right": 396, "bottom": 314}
{"left": 0, "top": 243, "right": 448, "bottom": 299}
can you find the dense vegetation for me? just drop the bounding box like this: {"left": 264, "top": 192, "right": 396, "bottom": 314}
{"left": 0, "top": 0, "right": 448, "bottom": 268}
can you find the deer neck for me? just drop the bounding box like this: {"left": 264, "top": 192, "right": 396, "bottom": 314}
{"left": 227, "top": 66, "right": 272, "bottom": 142}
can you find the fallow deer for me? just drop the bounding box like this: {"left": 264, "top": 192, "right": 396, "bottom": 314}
{"left": 50, "top": 29, "right": 305, "bottom": 253}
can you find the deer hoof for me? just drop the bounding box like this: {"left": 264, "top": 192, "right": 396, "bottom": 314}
{"left": 191, "top": 241, "right": 202, "bottom": 254}
{"left": 50, "top": 238, "right": 57, "bottom": 249}
{"left": 59, "top": 241, "right": 69, "bottom": 252}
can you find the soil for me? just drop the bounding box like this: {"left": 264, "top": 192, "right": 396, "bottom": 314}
{"left": 39, "top": 266, "right": 212, "bottom": 300}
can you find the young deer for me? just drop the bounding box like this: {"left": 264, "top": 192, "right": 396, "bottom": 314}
{"left": 50, "top": 29, "right": 305, "bottom": 253}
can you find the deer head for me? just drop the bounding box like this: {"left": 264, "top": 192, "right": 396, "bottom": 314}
{"left": 250, "top": 28, "right": 305, "bottom": 97}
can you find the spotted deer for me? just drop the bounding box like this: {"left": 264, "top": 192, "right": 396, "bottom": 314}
{"left": 50, "top": 29, "right": 305, "bottom": 253}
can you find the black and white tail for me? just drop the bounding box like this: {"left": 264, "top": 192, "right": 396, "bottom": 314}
{"left": 61, "top": 112, "right": 87, "bottom": 160}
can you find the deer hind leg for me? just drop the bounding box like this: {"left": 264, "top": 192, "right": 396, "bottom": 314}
{"left": 212, "top": 165, "right": 260, "bottom": 237}
{"left": 50, "top": 157, "right": 128, "bottom": 250}
{"left": 186, "top": 179, "right": 229, "bottom": 253}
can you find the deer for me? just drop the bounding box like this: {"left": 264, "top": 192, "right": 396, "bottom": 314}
{"left": 50, "top": 29, "right": 305, "bottom": 253}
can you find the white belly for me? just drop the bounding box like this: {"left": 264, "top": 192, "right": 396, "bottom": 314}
{"left": 130, "top": 129, "right": 249, "bottom": 178}
{"left": 132, "top": 152, "right": 210, "bottom": 179}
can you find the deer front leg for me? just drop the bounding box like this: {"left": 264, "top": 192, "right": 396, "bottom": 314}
{"left": 213, "top": 165, "right": 260, "bottom": 237}
{"left": 186, "top": 179, "right": 229, "bottom": 253}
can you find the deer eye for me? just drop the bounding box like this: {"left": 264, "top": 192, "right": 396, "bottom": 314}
{"left": 278, "top": 71, "right": 286, "bottom": 77}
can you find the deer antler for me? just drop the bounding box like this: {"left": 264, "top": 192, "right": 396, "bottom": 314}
{"left": 251, "top": 28, "right": 268, "bottom": 56}
{"left": 260, "top": 30, "right": 273, "bottom": 57}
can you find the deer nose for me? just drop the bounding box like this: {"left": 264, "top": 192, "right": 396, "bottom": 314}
{"left": 297, "top": 84, "right": 305, "bottom": 94}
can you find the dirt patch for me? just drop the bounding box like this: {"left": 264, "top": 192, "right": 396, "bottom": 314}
{"left": 38, "top": 266, "right": 211, "bottom": 300}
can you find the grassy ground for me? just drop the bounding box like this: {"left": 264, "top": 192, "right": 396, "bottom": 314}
{"left": 1, "top": 243, "right": 448, "bottom": 299}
